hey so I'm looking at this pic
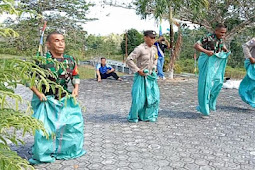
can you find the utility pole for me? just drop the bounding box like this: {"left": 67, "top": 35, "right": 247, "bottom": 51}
{"left": 124, "top": 31, "right": 128, "bottom": 63}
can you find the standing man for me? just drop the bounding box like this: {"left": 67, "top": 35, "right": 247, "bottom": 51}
{"left": 194, "top": 24, "right": 231, "bottom": 117}
{"left": 126, "top": 30, "right": 160, "bottom": 123}
{"left": 96, "top": 57, "right": 122, "bottom": 82}
{"left": 29, "top": 32, "right": 85, "bottom": 164}
{"left": 154, "top": 36, "right": 170, "bottom": 80}
{"left": 239, "top": 38, "right": 255, "bottom": 107}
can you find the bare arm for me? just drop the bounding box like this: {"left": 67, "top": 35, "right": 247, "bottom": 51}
{"left": 96, "top": 69, "right": 101, "bottom": 82}
{"left": 31, "top": 86, "right": 47, "bottom": 101}
{"left": 194, "top": 43, "right": 214, "bottom": 56}
{"left": 107, "top": 68, "right": 115, "bottom": 74}
{"left": 72, "top": 84, "right": 79, "bottom": 97}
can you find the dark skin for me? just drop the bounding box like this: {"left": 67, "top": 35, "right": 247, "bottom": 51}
{"left": 194, "top": 27, "right": 228, "bottom": 56}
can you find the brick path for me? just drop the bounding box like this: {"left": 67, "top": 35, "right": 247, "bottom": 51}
{"left": 12, "top": 75, "right": 255, "bottom": 170}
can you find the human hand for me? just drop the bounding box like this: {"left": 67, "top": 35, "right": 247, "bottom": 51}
{"left": 206, "top": 50, "right": 214, "bottom": 56}
{"left": 98, "top": 77, "right": 101, "bottom": 82}
{"left": 72, "top": 87, "right": 79, "bottom": 97}
{"left": 138, "top": 70, "right": 146, "bottom": 76}
{"left": 249, "top": 57, "right": 255, "bottom": 64}
{"left": 37, "top": 92, "right": 47, "bottom": 101}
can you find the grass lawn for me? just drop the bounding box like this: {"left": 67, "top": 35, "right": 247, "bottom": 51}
{"left": 78, "top": 65, "right": 125, "bottom": 80}
{"left": 0, "top": 53, "right": 24, "bottom": 59}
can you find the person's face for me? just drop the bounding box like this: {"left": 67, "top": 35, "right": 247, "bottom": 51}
{"left": 215, "top": 27, "right": 227, "bottom": 39}
{"left": 47, "top": 34, "right": 65, "bottom": 54}
{"left": 144, "top": 36, "right": 155, "bottom": 47}
{"left": 101, "top": 59, "right": 106, "bottom": 65}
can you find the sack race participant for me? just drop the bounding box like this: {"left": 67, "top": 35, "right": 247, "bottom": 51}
{"left": 194, "top": 24, "right": 230, "bottom": 117}
{"left": 126, "top": 30, "right": 160, "bottom": 123}
{"left": 29, "top": 32, "right": 85, "bottom": 164}
{"left": 239, "top": 38, "right": 255, "bottom": 107}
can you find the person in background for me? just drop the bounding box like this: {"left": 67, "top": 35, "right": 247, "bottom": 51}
{"left": 154, "top": 36, "right": 170, "bottom": 80}
{"left": 96, "top": 57, "right": 122, "bottom": 82}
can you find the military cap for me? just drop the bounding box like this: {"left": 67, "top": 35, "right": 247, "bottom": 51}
{"left": 144, "top": 30, "right": 156, "bottom": 38}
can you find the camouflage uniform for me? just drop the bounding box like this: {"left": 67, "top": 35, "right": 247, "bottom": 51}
{"left": 39, "top": 52, "right": 80, "bottom": 99}
{"left": 197, "top": 33, "right": 225, "bottom": 53}
{"left": 29, "top": 52, "right": 85, "bottom": 164}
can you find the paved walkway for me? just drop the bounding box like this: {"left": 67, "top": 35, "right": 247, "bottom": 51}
{"left": 12, "top": 75, "right": 255, "bottom": 170}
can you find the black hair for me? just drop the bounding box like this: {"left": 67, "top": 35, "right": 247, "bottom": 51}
{"left": 46, "top": 31, "right": 63, "bottom": 42}
{"left": 215, "top": 23, "right": 227, "bottom": 29}
{"left": 101, "top": 57, "right": 106, "bottom": 60}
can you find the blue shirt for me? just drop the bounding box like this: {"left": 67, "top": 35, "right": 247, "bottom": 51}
{"left": 97, "top": 64, "right": 112, "bottom": 74}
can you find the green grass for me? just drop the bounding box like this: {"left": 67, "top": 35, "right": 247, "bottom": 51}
{"left": 78, "top": 65, "right": 125, "bottom": 80}
{"left": 0, "top": 53, "right": 24, "bottom": 59}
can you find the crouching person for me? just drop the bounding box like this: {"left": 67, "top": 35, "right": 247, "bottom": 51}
{"left": 29, "top": 32, "right": 86, "bottom": 164}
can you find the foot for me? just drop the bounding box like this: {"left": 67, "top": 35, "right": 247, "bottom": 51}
{"left": 162, "top": 76, "right": 166, "bottom": 80}
{"left": 117, "top": 78, "right": 123, "bottom": 81}
{"left": 201, "top": 115, "right": 210, "bottom": 119}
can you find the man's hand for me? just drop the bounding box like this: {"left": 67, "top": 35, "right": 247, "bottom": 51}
{"left": 107, "top": 68, "right": 114, "bottom": 74}
{"left": 222, "top": 46, "right": 229, "bottom": 52}
{"left": 37, "top": 92, "right": 47, "bottom": 101}
{"left": 138, "top": 70, "right": 146, "bottom": 76}
{"left": 72, "top": 87, "right": 79, "bottom": 97}
{"left": 205, "top": 50, "right": 214, "bottom": 56}
{"left": 249, "top": 57, "right": 255, "bottom": 64}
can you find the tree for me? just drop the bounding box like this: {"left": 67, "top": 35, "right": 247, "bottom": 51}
{"left": 178, "top": 0, "right": 255, "bottom": 41}
{"left": 121, "top": 28, "right": 143, "bottom": 56}
{"left": 103, "top": 0, "right": 209, "bottom": 79}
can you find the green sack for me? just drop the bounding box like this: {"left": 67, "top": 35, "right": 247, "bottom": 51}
{"left": 239, "top": 59, "right": 255, "bottom": 107}
{"left": 128, "top": 71, "right": 160, "bottom": 123}
{"left": 197, "top": 51, "right": 231, "bottom": 115}
{"left": 29, "top": 94, "right": 86, "bottom": 164}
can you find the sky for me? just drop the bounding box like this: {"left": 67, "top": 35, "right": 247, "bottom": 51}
{"left": 84, "top": 0, "right": 174, "bottom": 36}
{"left": 0, "top": 0, "right": 180, "bottom": 36}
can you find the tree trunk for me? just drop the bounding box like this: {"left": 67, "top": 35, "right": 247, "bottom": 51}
{"left": 168, "top": 6, "right": 174, "bottom": 79}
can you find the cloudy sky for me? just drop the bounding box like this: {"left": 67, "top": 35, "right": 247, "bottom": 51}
{"left": 0, "top": 0, "right": 178, "bottom": 36}
{"left": 85, "top": 0, "right": 173, "bottom": 35}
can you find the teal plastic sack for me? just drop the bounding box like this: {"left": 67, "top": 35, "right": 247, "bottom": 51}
{"left": 29, "top": 94, "right": 86, "bottom": 164}
{"left": 239, "top": 59, "right": 255, "bottom": 107}
{"left": 128, "top": 71, "right": 160, "bottom": 122}
{"left": 197, "top": 51, "right": 231, "bottom": 115}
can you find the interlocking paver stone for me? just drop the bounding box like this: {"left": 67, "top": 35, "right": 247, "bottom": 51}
{"left": 10, "top": 75, "right": 255, "bottom": 169}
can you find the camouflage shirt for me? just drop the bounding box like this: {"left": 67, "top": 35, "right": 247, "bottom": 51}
{"left": 197, "top": 33, "right": 225, "bottom": 53}
{"left": 38, "top": 52, "right": 80, "bottom": 98}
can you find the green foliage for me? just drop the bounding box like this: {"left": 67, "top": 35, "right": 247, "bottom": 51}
{"left": 0, "top": 56, "right": 71, "bottom": 169}
{"left": 225, "top": 66, "right": 246, "bottom": 79}
{"left": 178, "top": 0, "right": 255, "bottom": 40}
{"left": 133, "top": 0, "right": 208, "bottom": 20}
{"left": 85, "top": 34, "right": 123, "bottom": 59}
{"left": 120, "top": 28, "right": 143, "bottom": 55}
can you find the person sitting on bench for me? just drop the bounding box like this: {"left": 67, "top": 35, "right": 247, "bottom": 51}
{"left": 96, "top": 57, "right": 122, "bottom": 82}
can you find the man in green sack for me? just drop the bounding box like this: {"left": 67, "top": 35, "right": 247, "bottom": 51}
{"left": 239, "top": 38, "right": 255, "bottom": 107}
{"left": 126, "top": 30, "right": 160, "bottom": 123}
{"left": 194, "top": 24, "right": 231, "bottom": 118}
{"left": 29, "top": 32, "right": 86, "bottom": 164}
